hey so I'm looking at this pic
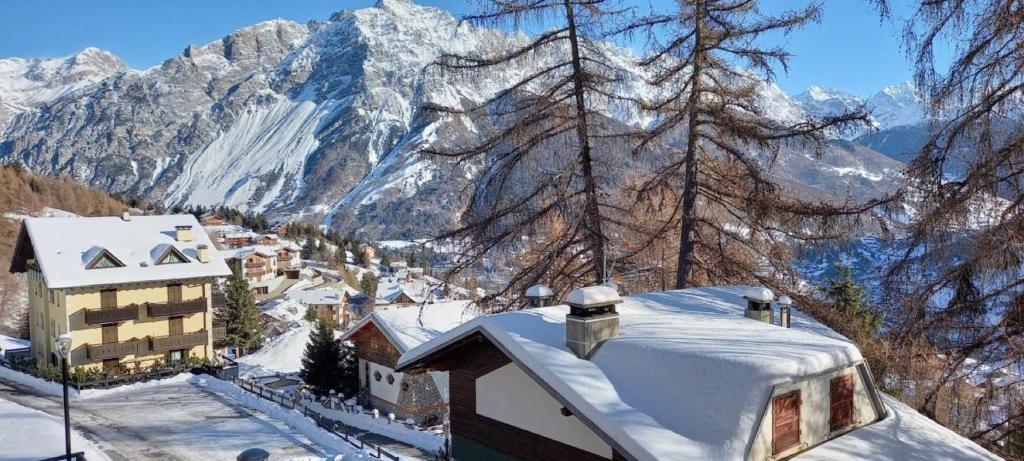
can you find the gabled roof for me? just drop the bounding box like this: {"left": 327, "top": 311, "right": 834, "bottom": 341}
{"left": 286, "top": 287, "right": 348, "bottom": 306}
{"left": 10, "top": 214, "right": 232, "bottom": 289}
{"left": 398, "top": 287, "right": 868, "bottom": 460}
{"left": 341, "top": 300, "right": 479, "bottom": 353}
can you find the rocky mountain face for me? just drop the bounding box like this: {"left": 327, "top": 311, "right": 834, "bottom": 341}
{"left": 1, "top": 0, "right": 917, "bottom": 239}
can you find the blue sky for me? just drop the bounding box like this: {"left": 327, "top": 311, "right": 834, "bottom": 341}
{"left": 0, "top": 1, "right": 940, "bottom": 98}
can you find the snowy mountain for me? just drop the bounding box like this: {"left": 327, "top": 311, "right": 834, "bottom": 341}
{"left": 866, "top": 81, "right": 925, "bottom": 130}
{"left": 0, "top": 0, "right": 911, "bottom": 238}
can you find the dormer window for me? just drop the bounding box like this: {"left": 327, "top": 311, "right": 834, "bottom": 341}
{"left": 155, "top": 246, "right": 191, "bottom": 265}
{"left": 85, "top": 248, "right": 125, "bottom": 270}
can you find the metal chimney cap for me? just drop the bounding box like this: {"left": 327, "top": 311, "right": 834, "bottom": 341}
{"left": 743, "top": 286, "right": 775, "bottom": 303}
{"left": 566, "top": 285, "right": 622, "bottom": 308}
{"left": 525, "top": 284, "right": 554, "bottom": 299}
{"left": 777, "top": 295, "right": 793, "bottom": 306}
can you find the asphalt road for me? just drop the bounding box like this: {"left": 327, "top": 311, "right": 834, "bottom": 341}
{"left": 0, "top": 377, "right": 323, "bottom": 461}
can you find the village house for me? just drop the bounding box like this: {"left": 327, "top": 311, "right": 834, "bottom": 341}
{"left": 220, "top": 231, "right": 259, "bottom": 248}
{"left": 286, "top": 287, "right": 352, "bottom": 328}
{"left": 8, "top": 213, "right": 232, "bottom": 372}
{"left": 397, "top": 286, "right": 910, "bottom": 461}
{"left": 199, "top": 211, "right": 224, "bottom": 226}
{"left": 340, "top": 301, "right": 479, "bottom": 425}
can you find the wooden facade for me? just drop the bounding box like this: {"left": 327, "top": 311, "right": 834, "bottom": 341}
{"left": 433, "top": 335, "right": 624, "bottom": 461}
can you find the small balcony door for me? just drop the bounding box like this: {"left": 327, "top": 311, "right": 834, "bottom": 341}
{"left": 168, "top": 284, "right": 183, "bottom": 303}
{"left": 101, "top": 323, "right": 118, "bottom": 344}
{"left": 100, "top": 289, "right": 117, "bottom": 308}
{"left": 169, "top": 316, "right": 184, "bottom": 336}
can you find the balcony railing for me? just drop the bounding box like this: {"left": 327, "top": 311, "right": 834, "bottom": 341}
{"left": 247, "top": 269, "right": 267, "bottom": 277}
{"left": 87, "top": 339, "right": 146, "bottom": 361}
{"left": 212, "top": 325, "right": 227, "bottom": 341}
{"left": 244, "top": 261, "right": 265, "bottom": 269}
{"left": 147, "top": 298, "right": 207, "bottom": 318}
{"left": 84, "top": 305, "right": 140, "bottom": 325}
{"left": 150, "top": 330, "right": 208, "bottom": 353}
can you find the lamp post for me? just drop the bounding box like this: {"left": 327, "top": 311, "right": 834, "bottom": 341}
{"left": 54, "top": 333, "right": 72, "bottom": 460}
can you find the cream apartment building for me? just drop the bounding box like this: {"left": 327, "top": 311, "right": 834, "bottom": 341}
{"left": 9, "top": 213, "right": 232, "bottom": 372}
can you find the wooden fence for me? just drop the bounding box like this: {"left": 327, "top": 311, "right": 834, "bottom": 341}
{"left": 235, "top": 378, "right": 401, "bottom": 461}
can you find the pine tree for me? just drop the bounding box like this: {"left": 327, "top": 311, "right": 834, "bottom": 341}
{"left": 300, "top": 318, "right": 342, "bottom": 397}
{"left": 223, "top": 271, "right": 266, "bottom": 354}
{"left": 821, "top": 264, "right": 882, "bottom": 337}
{"left": 360, "top": 273, "right": 378, "bottom": 298}
{"left": 338, "top": 341, "right": 359, "bottom": 397}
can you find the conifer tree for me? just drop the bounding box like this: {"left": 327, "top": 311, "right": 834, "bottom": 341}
{"left": 424, "top": 0, "right": 646, "bottom": 304}
{"left": 821, "top": 264, "right": 882, "bottom": 337}
{"left": 629, "top": 0, "right": 893, "bottom": 289}
{"left": 360, "top": 273, "right": 378, "bottom": 298}
{"left": 300, "top": 318, "right": 343, "bottom": 397}
{"left": 223, "top": 271, "right": 266, "bottom": 354}
{"left": 337, "top": 341, "right": 359, "bottom": 397}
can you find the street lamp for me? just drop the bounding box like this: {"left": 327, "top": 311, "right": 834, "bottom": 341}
{"left": 54, "top": 333, "right": 72, "bottom": 460}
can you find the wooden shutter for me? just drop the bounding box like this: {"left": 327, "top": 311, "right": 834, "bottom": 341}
{"left": 102, "top": 323, "right": 118, "bottom": 344}
{"left": 100, "top": 289, "right": 117, "bottom": 308}
{"left": 772, "top": 391, "right": 801, "bottom": 455}
{"left": 168, "top": 284, "right": 183, "bottom": 303}
{"left": 830, "top": 374, "right": 855, "bottom": 431}
{"left": 103, "top": 358, "right": 119, "bottom": 371}
{"left": 169, "top": 316, "right": 184, "bottom": 336}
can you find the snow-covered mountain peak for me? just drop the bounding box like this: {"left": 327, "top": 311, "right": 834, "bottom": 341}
{"left": 866, "top": 80, "right": 924, "bottom": 129}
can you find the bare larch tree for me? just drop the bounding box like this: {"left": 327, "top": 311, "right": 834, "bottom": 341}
{"left": 424, "top": 0, "right": 641, "bottom": 306}
{"left": 629, "top": 0, "right": 894, "bottom": 290}
{"left": 875, "top": 0, "right": 1024, "bottom": 453}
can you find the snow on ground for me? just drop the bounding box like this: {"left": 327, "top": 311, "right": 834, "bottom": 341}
{"left": 0, "top": 365, "right": 192, "bottom": 399}
{"left": 190, "top": 374, "right": 425, "bottom": 460}
{"left": 3, "top": 207, "right": 78, "bottom": 221}
{"left": 237, "top": 321, "right": 313, "bottom": 377}
{"left": 309, "top": 397, "right": 444, "bottom": 453}
{"left": 796, "top": 394, "right": 1001, "bottom": 460}
{"left": 0, "top": 397, "right": 112, "bottom": 461}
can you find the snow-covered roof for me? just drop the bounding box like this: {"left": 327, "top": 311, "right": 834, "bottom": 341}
{"left": 341, "top": 301, "right": 479, "bottom": 353}
{"left": 17, "top": 215, "right": 232, "bottom": 289}
{"left": 220, "top": 245, "right": 284, "bottom": 260}
{"left": 0, "top": 334, "right": 30, "bottom": 353}
{"left": 286, "top": 287, "right": 347, "bottom": 306}
{"left": 796, "top": 394, "right": 999, "bottom": 460}
{"left": 399, "top": 286, "right": 870, "bottom": 460}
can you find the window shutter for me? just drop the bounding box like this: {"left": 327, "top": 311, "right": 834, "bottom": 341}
{"left": 772, "top": 391, "right": 801, "bottom": 454}
{"left": 830, "top": 374, "right": 855, "bottom": 431}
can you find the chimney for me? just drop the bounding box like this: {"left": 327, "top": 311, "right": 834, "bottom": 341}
{"left": 743, "top": 286, "right": 775, "bottom": 324}
{"left": 524, "top": 284, "right": 554, "bottom": 308}
{"left": 121, "top": 209, "right": 131, "bottom": 221}
{"left": 565, "top": 286, "right": 621, "bottom": 359}
{"left": 196, "top": 244, "right": 210, "bottom": 263}
{"left": 777, "top": 295, "right": 792, "bottom": 328}
{"left": 175, "top": 225, "right": 194, "bottom": 242}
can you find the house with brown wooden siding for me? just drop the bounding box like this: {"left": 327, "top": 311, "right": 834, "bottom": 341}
{"left": 9, "top": 213, "right": 232, "bottom": 372}
{"left": 396, "top": 286, "right": 901, "bottom": 461}
{"left": 339, "top": 301, "right": 478, "bottom": 425}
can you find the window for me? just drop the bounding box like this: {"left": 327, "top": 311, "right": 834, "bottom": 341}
{"left": 401, "top": 381, "right": 409, "bottom": 391}
{"left": 374, "top": 371, "right": 382, "bottom": 382}
{"left": 168, "top": 349, "right": 184, "bottom": 364}
{"left": 830, "top": 374, "right": 855, "bottom": 431}
{"left": 386, "top": 374, "right": 395, "bottom": 385}
{"left": 155, "top": 246, "right": 190, "bottom": 265}
{"left": 772, "top": 391, "right": 801, "bottom": 455}
{"left": 101, "top": 289, "right": 117, "bottom": 309}
{"left": 86, "top": 248, "right": 125, "bottom": 269}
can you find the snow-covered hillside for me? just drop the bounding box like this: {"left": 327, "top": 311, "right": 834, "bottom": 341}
{"left": 0, "top": 0, "right": 924, "bottom": 238}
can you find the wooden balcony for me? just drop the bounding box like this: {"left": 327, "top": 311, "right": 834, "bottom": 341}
{"left": 84, "top": 305, "right": 140, "bottom": 325}
{"left": 147, "top": 298, "right": 207, "bottom": 318}
{"left": 212, "top": 325, "right": 227, "bottom": 341}
{"left": 244, "top": 261, "right": 265, "bottom": 269}
{"left": 150, "top": 330, "right": 208, "bottom": 353}
{"left": 247, "top": 268, "right": 267, "bottom": 277}
{"left": 87, "top": 339, "right": 146, "bottom": 361}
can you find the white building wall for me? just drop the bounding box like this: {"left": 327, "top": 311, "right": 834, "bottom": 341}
{"left": 359, "top": 359, "right": 403, "bottom": 404}
{"left": 476, "top": 363, "right": 613, "bottom": 459}
{"left": 747, "top": 363, "right": 880, "bottom": 460}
